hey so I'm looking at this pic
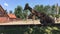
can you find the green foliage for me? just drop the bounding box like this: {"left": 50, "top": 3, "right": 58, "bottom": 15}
{"left": 14, "top": 5, "right": 24, "bottom": 19}
{"left": 59, "top": 6, "right": 60, "bottom": 14}
{"left": 34, "top": 5, "right": 44, "bottom": 12}
{"left": 23, "top": 10, "right": 29, "bottom": 19}
{"left": 14, "top": 4, "right": 60, "bottom": 19}
{"left": 33, "top": 5, "right": 57, "bottom": 16}
{"left": 9, "top": 10, "right": 12, "bottom": 14}
{"left": 0, "top": 26, "right": 60, "bottom": 34}
{"left": 55, "top": 14, "right": 60, "bottom": 18}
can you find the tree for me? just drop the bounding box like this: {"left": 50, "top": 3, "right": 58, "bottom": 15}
{"left": 59, "top": 6, "right": 60, "bottom": 14}
{"left": 23, "top": 10, "right": 29, "bottom": 19}
{"left": 51, "top": 5, "right": 56, "bottom": 17}
{"left": 34, "top": 5, "right": 44, "bottom": 12}
{"left": 9, "top": 10, "right": 12, "bottom": 14}
{"left": 14, "top": 5, "right": 23, "bottom": 19}
{"left": 51, "top": 5, "right": 56, "bottom": 14}
{"left": 33, "top": 5, "right": 57, "bottom": 17}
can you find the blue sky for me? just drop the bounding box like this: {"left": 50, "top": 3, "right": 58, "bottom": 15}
{"left": 0, "top": 0, "right": 60, "bottom": 12}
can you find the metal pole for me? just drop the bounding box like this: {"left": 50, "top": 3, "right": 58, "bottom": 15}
{"left": 55, "top": 3, "right": 59, "bottom": 22}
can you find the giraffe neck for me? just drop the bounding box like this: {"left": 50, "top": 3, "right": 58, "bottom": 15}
{"left": 28, "top": 6, "right": 41, "bottom": 18}
{"left": 28, "top": 7, "right": 32, "bottom": 13}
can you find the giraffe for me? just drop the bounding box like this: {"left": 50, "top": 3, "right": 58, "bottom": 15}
{"left": 24, "top": 4, "right": 55, "bottom": 25}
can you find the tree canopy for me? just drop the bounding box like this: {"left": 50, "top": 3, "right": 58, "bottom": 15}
{"left": 14, "top": 5, "right": 23, "bottom": 19}
{"left": 14, "top": 4, "right": 60, "bottom": 19}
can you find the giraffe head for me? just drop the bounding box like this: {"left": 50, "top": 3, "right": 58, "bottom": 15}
{"left": 24, "top": 3, "right": 29, "bottom": 10}
{"left": 24, "top": 3, "right": 32, "bottom": 11}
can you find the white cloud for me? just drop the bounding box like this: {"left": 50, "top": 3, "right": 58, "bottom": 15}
{"left": 4, "top": 2, "right": 8, "bottom": 7}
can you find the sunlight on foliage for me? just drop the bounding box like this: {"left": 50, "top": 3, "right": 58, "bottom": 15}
{"left": 52, "top": 27, "right": 59, "bottom": 30}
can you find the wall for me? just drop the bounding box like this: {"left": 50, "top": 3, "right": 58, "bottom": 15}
{"left": 0, "top": 17, "right": 9, "bottom": 23}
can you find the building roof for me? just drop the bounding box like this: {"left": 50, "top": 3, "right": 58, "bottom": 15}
{"left": 8, "top": 14, "right": 16, "bottom": 18}
{"left": 0, "top": 5, "right": 8, "bottom": 17}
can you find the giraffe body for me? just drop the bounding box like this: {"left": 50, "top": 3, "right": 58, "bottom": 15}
{"left": 24, "top": 4, "right": 55, "bottom": 25}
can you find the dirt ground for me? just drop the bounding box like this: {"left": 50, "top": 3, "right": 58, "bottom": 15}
{"left": 0, "top": 19, "right": 60, "bottom": 25}
{"left": 0, "top": 19, "right": 40, "bottom": 25}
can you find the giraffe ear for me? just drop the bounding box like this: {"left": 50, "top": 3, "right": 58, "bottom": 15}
{"left": 25, "top": 3, "right": 29, "bottom": 8}
{"left": 26, "top": 3, "right": 29, "bottom": 6}
{"left": 24, "top": 4, "right": 29, "bottom": 10}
